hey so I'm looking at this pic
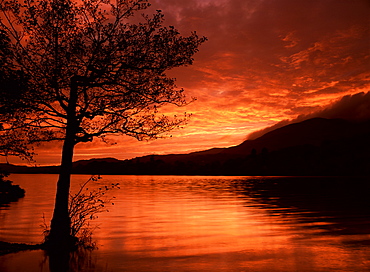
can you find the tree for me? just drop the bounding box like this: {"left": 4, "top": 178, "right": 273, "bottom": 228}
{"left": 0, "top": 0, "right": 206, "bottom": 248}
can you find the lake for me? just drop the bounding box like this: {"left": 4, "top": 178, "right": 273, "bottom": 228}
{"left": 0, "top": 174, "right": 369, "bottom": 271}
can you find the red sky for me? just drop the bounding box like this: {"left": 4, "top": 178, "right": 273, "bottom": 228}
{"left": 4, "top": 0, "right": 370, "bottom": 165}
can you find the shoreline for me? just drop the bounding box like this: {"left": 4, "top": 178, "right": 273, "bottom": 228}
{"left": 0, "top": 241, "right": 42, "bottom": 256}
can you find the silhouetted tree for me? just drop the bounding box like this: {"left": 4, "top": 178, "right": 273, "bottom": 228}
{"left": 0, "top": 0, "right": 206, "bottom": 248}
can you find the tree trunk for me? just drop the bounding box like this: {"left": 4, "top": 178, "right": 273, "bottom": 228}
{"left": 46, "top": 79, "right": 79, "bottom": 249}
{"left": 46, "top": 131, "right": 76, "bottom": 248}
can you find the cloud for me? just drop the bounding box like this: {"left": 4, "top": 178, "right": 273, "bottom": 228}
{"left": 248, "top": 91, "right": 370, "bottom": 139}
{"left": 150, "top": 0, "right": 370, "bottom": 142}
{"left": 151, "top": 0, "right": 370, "bottom": 115}
{"left": 308, "top": 91, "right": 370, "bottom": 121}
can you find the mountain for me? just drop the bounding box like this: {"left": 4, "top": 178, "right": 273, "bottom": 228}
{"left": 1, "top": 117, "right": 370, "bottom": 176}
{"left": 222, "top": 117, "right": 370, "bottom": 155}
{"left": 139, "top": 117, "right": 370, "bottom": 163}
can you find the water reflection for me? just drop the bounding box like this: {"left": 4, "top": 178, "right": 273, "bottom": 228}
{"left": 0, "top": 175, "right": 369, "bottom": 271}
{"left": 0, "top": 248, "right": 101, "bottom": 272}
{"left": 47, "top": 248, "right": 70, "bottom": 272}
{"left": 232, "top": 176, "right": 370, "bottom": 240}
{"left": 46, "top": 247, "right": 101, "bottom": 272}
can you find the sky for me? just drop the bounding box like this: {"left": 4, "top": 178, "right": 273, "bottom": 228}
{"left": 3, "top": 0, "right": 370, "bottom": 165}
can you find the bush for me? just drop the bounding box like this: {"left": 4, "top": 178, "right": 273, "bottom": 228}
{"left": 42, "top": 175, "right": 119, "bottom": 248}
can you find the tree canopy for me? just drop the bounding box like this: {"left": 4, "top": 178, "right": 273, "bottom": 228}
{"left": 0, "top": 0, "right": 206, "bottom": 146}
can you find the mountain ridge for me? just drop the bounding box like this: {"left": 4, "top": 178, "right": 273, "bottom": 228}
{"left": 1, "top": 117, "right": 370, "bottom": 175}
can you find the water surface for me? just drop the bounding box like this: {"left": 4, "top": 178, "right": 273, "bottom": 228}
{"left": 0, "top": 174, "right": 369, "bottom": 271}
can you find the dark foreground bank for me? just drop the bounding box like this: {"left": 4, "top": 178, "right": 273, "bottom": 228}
{"left": 0, "top": 241, "right": 42, "bottom": 256}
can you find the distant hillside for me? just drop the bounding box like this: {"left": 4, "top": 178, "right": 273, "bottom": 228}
{"left": 223, "top": 117, "right": 370, "bottom": 155}
{"left": 1, "top": 118, "right": 370, "bottom": 176}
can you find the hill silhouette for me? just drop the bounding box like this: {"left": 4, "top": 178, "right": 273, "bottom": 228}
{"left": 1, "top": 117, "right": 370, "bottom": 176}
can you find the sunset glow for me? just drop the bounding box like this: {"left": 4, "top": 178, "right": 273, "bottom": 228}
{"left": 4, "top": 0, "right": 369, "bottom": 165}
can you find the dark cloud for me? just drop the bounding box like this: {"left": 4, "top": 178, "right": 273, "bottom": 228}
{"left": 248, "top": 91, "right": 370, "bottom": 139}
{"left": 310, "top": 91, "right": 370, "bottom": 121}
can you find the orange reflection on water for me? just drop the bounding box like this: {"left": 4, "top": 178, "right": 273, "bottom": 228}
{"left": 1, "top": 175, "right": 369, "bottom": 272}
